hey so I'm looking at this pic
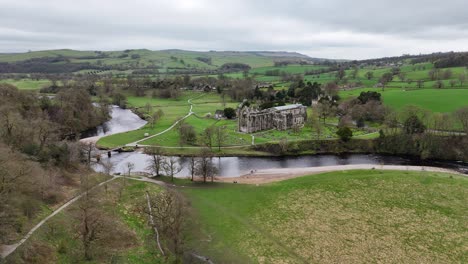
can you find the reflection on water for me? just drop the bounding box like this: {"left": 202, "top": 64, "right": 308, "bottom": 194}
{"left": 92, "top": 152, "right": 468, "bottom": 178}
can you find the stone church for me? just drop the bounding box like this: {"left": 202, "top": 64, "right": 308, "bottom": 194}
{"left": 238, "top": 104, "right": 307, "bottom": 133}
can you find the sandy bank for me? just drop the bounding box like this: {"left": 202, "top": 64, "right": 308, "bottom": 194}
{"left": 216, "top": 164, "right": 463, "bottom": 184}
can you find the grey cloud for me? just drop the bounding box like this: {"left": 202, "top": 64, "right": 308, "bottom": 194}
{"left": 0, "top": 0, "right": 467, "bottom": 59}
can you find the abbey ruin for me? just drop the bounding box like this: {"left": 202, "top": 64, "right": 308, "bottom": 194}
{"left": 238, "top": 104, "right": 307, "bottom": 133}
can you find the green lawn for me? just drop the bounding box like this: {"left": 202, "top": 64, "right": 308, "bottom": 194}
{"left": 183, "top": 170, "right": 468, "bottom": 263}
{"left": 0, "top": 78, "right": 51, "bottom": 90}
{"left": 340, "top": 88, "right": 468, "bottom": 113}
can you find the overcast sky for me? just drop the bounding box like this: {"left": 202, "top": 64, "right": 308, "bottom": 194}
{"left": 1, "top": 0, "right": 467, "bottom": 59}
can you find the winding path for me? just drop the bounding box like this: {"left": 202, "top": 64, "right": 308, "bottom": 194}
{"left": 125, "top": 94, "right": 203, "bottom": 147}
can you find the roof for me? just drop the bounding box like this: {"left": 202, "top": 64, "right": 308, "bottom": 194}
{"left": 272, "top": 104, "right": 304, "bottom": 111}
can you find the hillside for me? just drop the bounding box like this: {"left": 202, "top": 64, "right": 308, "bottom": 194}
{"left": 0, "top": 49, "right": 321, "bottom": 74}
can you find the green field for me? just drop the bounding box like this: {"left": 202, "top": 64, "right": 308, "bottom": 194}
{"left": 340, "top": 88, "right": 468, "bottom": 113}
{"left": 0, "top": 79, "right": 51, "bottom": 90}
{"left": 97, "top": 91, "right": 372, "bottom": 150}
{"left": 183, "top": 170, "right": 468, "bottom": 263}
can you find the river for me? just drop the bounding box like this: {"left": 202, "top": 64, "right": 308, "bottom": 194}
{"left": 85, "top": 105, "right": 468, "bottom": 177}
{"left": 80, "top": 105, "right": 147, "bottom": 142}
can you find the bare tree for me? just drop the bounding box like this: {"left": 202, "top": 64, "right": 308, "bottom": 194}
{"left": 145, "top": 190, "right": 187, "bottom": 260}
{"left": 196, "top": 148, "right": 218, "bottom": 183}
{"left": 202, "top": 126, "right": 214, "bottom": 150}
{"left": 146, "top": 146, "right": 165, "bottom": 176}
{"left": 74, "top": 174, "right": 104, "bottom": 260}
{"left": 163, "top": 157, "right": 182, "bottom": 182}
{"left": 454, "top": 107, "right": 468, "bottom": 134}
{"left": 215, "top": 126, "right": 227, "bottom": 151}
{"left": 101, "top": 159, "right": 115, "bottom": 176}
{"left": 188, "top": 157, "right": 196, "bottom": 181}
{"left": 459, "top": 73, "right": 466, "bottom": 87}
{"left": 123, "top": 162, "right": 135, "bottom": 186}
{"left": 81, "top": 142, "right": 95, "bottom": 167}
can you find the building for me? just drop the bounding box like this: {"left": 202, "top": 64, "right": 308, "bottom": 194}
{"left": 214, "top": 110, "right": 225, "bottom": 119}
{"left": 237, "top": 104, "right": 307, "bottom": 133}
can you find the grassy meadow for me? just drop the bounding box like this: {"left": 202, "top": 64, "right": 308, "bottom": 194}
{"left": 339, "top": 88, "right": 468, "bottom": 113}
{"left": 0, "top": 79, "right": 51, "bottom": 90}
{"left": 183, "top": 170, "right": 468, "bottom": 263}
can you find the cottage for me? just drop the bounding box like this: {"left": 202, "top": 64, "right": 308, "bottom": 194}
{"left": 237, "top": 104, "right": 307, "bottom": 133}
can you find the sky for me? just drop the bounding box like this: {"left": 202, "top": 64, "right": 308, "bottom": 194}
{"left": 1, "top": 0, "right": 468, "bottom": 60}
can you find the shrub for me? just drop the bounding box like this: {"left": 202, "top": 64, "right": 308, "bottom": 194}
{"left": 336, "top": 127, "right": 353, "bottom": 142}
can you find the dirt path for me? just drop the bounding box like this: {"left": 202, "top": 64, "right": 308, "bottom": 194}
{"left": 216, "top": 164, "right": 463, "bottom": 184}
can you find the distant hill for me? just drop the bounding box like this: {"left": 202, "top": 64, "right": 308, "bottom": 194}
{"left": 0, "top": 49, "right": 330, "bottom": 74}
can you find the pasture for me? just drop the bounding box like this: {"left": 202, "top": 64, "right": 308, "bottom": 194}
{"left": 340, "top": 88, "right": 468, "bottom": 113}
{"left": 183, "top": 170, "right": 468, "bottom": 263}
{"left": 0, "top": 78, "right": 51, "bottom": 90}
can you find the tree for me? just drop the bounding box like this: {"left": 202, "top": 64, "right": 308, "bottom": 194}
{"left": 379, "top": 72, "right": 393, "bottom": 90}
{"left": 144, "top": 102, "right": 152, "bottom": 114}
{"left": 416, "top": 79, "right": 425, "bottom": 89}
{"left": 336, "top": 127, "right": 353, "bottom": 142}
{"left": 350, "top": 66, "right": 359, "bottom": 79}
{"left": 195, "top": 148, "right": 217, "bottom": 183}
{"left": 449, "top": 79, "right": 457, "bottom": 88}
{"left": 403, "top": 115, "right": 426, "bottom": 134}
{"left": 145, "top": 190, "right": 186, "bottom": 260}
{"left": 146, "top": 146, "right": 165, "bottom": 176}
{"left": 123, "top": 162, "right": 135, "bottom": 186}
{"left": 306, "top": 110, "right": 322, "bottom": 140}
{"left": 223, "top": 107, "right": 236, "bottom": 119}
{"left": 443, "top": 69, "right": 452, "bottom": 79}
{"left": 178, "top": 123, "right": 196, "bottom": 146}
{"left": 365, "top": 71, "right": 374, "bottom": 80}
{"left": 316, "top": 99, "right": 336, "bottom": 124}
{"left": 202, "top": 127, "right": 214, "bottom": 150}
{"left": 459, "top": 73, "right": 466, "bottom": 87}
{"left": 433, "top": 80, "right": 444, "bottom": 89}
{"left": 215, "top": 126, "right": 227, "bottom": 151}
{"left": 454, "top": 107, "right": 468, "bottom": 134}
{"left": 336, "top": 68, "right": 346, "bottom": 80}
{"left": 163, "top": 157, "right": 182, "bottom": 182}
{"left": 74, "top": 177, "right": 104, "bottom": 261}
{"left": 101, "top": 159, "right": 115, "bottom": 176}
{"left": 81, "top": 142, "right": 95, "bottom": 167}
{"left": 149, "top": 109, "right": 164, "bottom": 128}
{"left": 188, "top": 157, "right": 196, "bottom": 181}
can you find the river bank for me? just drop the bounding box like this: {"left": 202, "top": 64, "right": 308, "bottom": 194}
{"left": 215, "top": 164, "right": 464, "bottom": 184}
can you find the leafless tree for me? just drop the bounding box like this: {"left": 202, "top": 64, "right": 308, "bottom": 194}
{"left": 196, "top": 148, "right": 217, "bottom": 183}
{"left": 188, "top": 157, "right": 196, "bottom": 181}
{"left": 74, "top": 192, "right": 104, "bottom": 261}
{"left": 123, "top": 162, "right": 135, "bottom": 186}
{"left": 215, "top": 126, "right": 227, "bottom": 151}
{"left": 81, "top": 142, "right": 95, "bottom": 167}
{"left": 202, "top": 126, "right": 214, "bottom": 150}
{"left": 101, "top": 159, "right": 115, "bottom": 176}
{"left": 163, "top": 157, "right": 182, "bottom": 182}
{"left": 146, "top": 146, "right": 165, "bottom": 176}
{"left": 459, "top": 73, "right": 466, "bottom": 87}
{"left": 145, "top": 190, "right": 187, "bottom": 260}
{"left": 454, "top": 107, "right": 468, "bottom": 134}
